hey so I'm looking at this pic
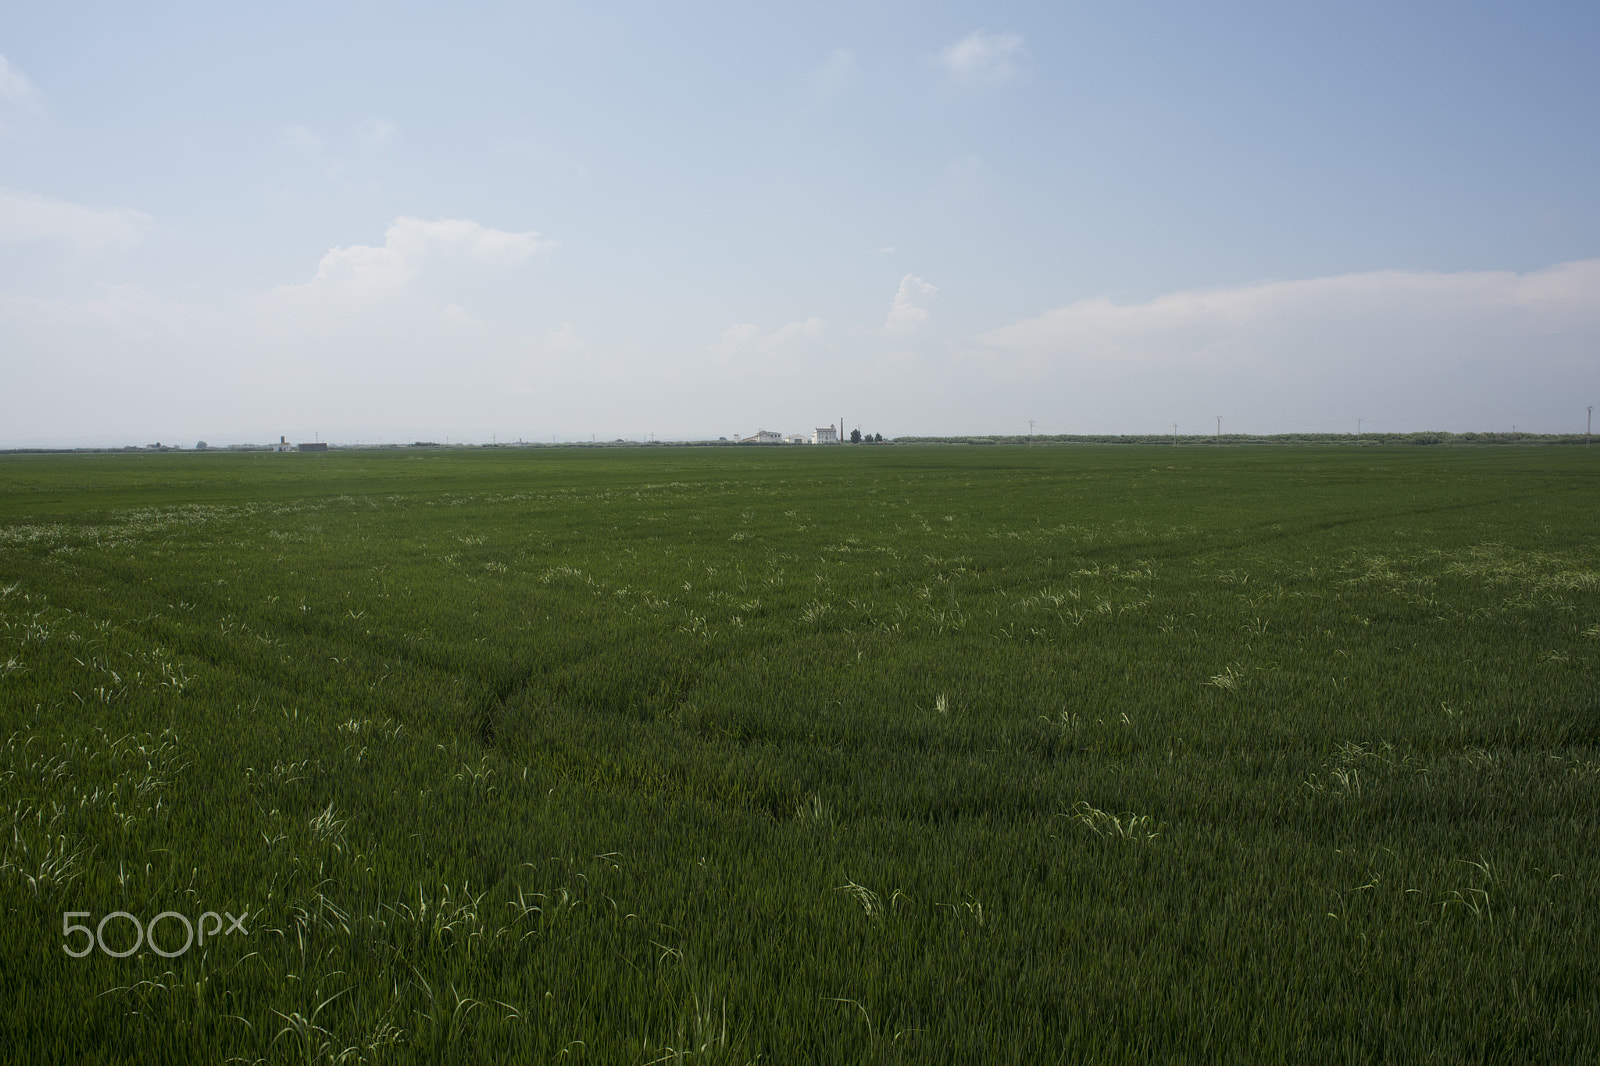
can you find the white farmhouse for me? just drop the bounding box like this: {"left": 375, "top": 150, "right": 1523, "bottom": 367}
{"left": 812, "top": 425, "right": 839, "bottom": 444}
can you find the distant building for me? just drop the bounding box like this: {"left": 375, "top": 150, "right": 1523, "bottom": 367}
{"left": 784, "top": 433, "right": 808, "bottom": 444}
{"left": 272, "top": 436, "right": 292, "bottom": 452}
{"left": 740, "top": 429, "right": 784, "bottom": 444}
{"left": 298, "top": 442, "right": 328, "bottom": 452}
{"left": 812, "top": 425, "right": 839, "bottom": 444}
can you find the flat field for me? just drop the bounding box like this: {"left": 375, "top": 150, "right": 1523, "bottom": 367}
{"left": 1, "top": 444, "right": 1596, "bottom": 1063}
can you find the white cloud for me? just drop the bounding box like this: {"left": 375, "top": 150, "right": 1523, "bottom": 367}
{"left": 361, "top": 118, "right": 397, "bottom": 145}
{"left": 0, "top": 277, "right": 558, "bottom": 444}
{"left": 885, "top": 274, "right": 937, "bottom": 334}
{"left": 710, "top": 317, "right": 826, "bottom": 360}
{"left": 937, "top": 154, "right": 984, "bottom": 197}
{"left": 0, "top": 187, "right": 152, "bottom": 253}
{"left": 938, "top": 31, "right": 1026, "bottom": 83}
{"left": 0, "top": 54, "right": 41, "bottom": 108}
{"left": 305, "top": 216, "right": 549, "bottom": 294}
{"left": 548, "top": 322, "right": 583, "bottom": 351}
{"left": 442, "top": 302, "right": 480, "bottom": 327}
{"left": 0, "top": 286, "right": 230, "bottom": 432}
{"left": 983, "top": 262, "right": 1600, "bottom": 361}
{"left": 281, "top": 124, "right": 320, "bottom": 148}
{"left": 974, "top": 260, "right": 1600, "bottom": 429}
{"left": 6, "top": 255, "right": 1595, "bottom": 446}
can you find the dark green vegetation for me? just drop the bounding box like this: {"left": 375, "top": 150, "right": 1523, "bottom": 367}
{"left": 1, "top": 445, "right": 1596, "bottom": 1064}
{"left": 896, "top": 431, "right": 1593, "bottom": 446}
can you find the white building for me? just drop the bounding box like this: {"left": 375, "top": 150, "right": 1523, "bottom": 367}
{"left": 740, "top": 429, "right": 784, "bottom": 443}
{"left": 812, "top": 425, "right": 839, "bottom": 444}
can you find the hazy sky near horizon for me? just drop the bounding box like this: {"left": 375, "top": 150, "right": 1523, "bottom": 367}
{"left": 3, "top": 1, "right": 1599, "bottom": 445}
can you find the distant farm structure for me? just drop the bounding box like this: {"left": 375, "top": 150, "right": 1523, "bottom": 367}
{"left": 272, "top": 437, "right": 328, "bottom": 452}
{"left": 735, "top": 422, "right": 847, "bottom": 444}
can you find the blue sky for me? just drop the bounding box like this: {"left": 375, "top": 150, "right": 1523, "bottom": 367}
{"left": 3, "top": 1, "right": 1598, "bottom": 445}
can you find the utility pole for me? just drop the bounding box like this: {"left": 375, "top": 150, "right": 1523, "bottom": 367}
{"left": 1588, "top": 405, "right": 1593, "bottom": 447}
{"left": 1356, "top": 418, "right": 1362, "bottom": 444}
{"left": 1215, "top": 416, "right": 1220, "bottom": 444}
{"left": 1028, "top": 419, "right": 1036, "bottom": 445}
{"left": 1173, "top": 422, "right": 1178, "bottom": 447}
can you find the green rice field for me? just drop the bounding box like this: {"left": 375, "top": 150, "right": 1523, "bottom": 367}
{"left": 1, "top": 444, "right": 1596, "bottom": 1063}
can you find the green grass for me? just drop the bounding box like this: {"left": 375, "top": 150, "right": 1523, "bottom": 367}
{"left": 1, "top": 444, "right": 1597, "bottom": 1063}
